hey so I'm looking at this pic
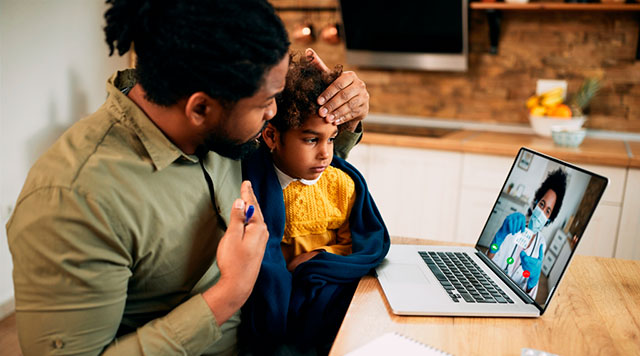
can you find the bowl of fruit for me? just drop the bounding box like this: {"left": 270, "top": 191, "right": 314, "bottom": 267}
{"left": 526, "top": 78, "right": 600, "bottom": 137}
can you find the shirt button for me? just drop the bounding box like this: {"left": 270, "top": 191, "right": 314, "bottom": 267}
{"left": 53, "top": 339, "right": 65, "bottom": 349}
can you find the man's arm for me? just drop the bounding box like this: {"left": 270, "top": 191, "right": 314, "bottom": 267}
{"left": 8, "top": 182, "right": 267, "bottom": 356}
{"left": 203, "top": 181, "right": 269, "bottom": 325}
{"left": 8, "top": 188, "right": 220, "bottom": 355}
{"left": 333, "top": 122, "right": 363, "bottom": 160}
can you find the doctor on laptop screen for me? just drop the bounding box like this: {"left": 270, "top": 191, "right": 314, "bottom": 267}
{"left": 477, "top": 150, "right": 607, "bottom": 307}
{"left": 487, "top": 169, "right": 566, "bottom": 299}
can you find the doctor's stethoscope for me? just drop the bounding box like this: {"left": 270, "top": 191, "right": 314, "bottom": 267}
{"left": 503, "top": 231, "right": 540, "bottom": 280}
{"left": 502, "top": 202, "right": 549, "bottom": 279}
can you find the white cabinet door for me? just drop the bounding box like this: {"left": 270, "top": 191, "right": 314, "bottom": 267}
{"left": 456, "top": 188, "right": 498, "bottom": 245}
{"left": 366, "top": 145, "right": 462, "bottom": 241}
{"left": 459, "top": 153, "right": 514, "bottom": 190}
{"left": 345, "top": 143, "right": 371, "bottom": 181}
{"left": 579, "top": 164, "right": 626, "bottom": 204}
{"left": 353, "top": 144, "right": 631, "bottom": 255}
{"left": 576, "top": 203, "right": 621, "bottom": 258}
{"left": 615, "top": 168, "right": 640, "bottom": 260}
{"left": 573, "top": 164, "right": 626, "bottom": 258}
{"left": 455, "top": 153, "right": 515, "bottom": 244}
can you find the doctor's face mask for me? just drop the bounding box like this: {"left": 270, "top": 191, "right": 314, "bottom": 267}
{"left": 528, "top": 206, "right": 548, "bottom": 233}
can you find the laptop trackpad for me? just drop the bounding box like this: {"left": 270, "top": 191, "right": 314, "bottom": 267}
{"left": 383, "top": 264, "right": 433, "bottom": 285}
{"left": 379, "top": 263, "right": 452, "bottom": 308}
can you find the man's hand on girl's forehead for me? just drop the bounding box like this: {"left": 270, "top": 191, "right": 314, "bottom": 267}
{"left": 305, "top": 48, "right": 370, "bottom": 129}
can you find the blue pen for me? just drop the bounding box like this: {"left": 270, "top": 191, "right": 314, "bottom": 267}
{"left": 244, "top": 205, "right": 255, "bottom": 224}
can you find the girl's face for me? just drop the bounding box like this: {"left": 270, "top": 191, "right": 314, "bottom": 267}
{"left": 267, "top": 115, "right": 338, "bottom": 180}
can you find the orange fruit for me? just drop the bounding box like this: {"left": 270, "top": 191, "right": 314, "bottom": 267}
{"left": 526, "top": 95, "right": 539, "bottom": 109}
{"left": 530, "top": 106, "right": 546, "bottom": 116}
{"left": 549, "top": 104, "right": 572, "bottom": 118}
{"left": 545, "top": 103, "right": 559, "bottom": 114}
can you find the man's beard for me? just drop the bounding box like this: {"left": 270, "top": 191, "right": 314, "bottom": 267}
{"left": 199, "top": 124, "right": 266, "bottom": 160}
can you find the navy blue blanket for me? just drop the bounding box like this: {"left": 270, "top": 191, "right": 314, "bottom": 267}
{"left": 240, "top": 146, "right": 389, "bottom": 352}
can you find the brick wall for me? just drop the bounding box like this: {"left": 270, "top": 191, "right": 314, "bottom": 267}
{"left": 271, "top": 0, "right": 640, "bottom": 132}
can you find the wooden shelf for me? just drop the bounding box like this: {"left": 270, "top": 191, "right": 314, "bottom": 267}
{"left": 470, "top": 2, "right": 640, "bottom": 11}
{"left": 273, "top": 6, "right": 338, "bottom": 12}
{"left": 470, "top": 2, "right": 640, "bottom": 58}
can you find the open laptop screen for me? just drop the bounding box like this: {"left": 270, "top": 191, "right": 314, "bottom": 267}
{"left": 475, "top": 148, "right": 607, "bottom": 311}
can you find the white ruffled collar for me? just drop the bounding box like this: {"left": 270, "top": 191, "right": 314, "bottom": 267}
{"left": 273, "top": 163, "right": 322, "bottom": 189}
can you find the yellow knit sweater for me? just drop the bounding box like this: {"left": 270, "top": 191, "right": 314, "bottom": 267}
{"left": 281, "top": 166, "right": 356, "bottom": 263}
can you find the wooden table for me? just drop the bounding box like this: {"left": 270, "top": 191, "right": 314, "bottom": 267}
{"left": 329, "top": 238, "right": 640, "bottom": 356}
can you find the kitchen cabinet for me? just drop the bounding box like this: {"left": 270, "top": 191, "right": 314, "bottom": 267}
{"left": 346, "top": 144, "right": 463, "bottom": 241}
{"left": 345, "top": 143, "right": 371, "bottom": 181}
{"left": 455, "top": 153, "right": 514, "bottom": 245}
{"left": 576, "top": 204, "right": 621, "bottom": 258}
{"left": 456, "top": 188, "right": 499, "bottom": 245}
{"left": 455, "top": 156, "right": 627, "bottom": 258}
{"left": 574, "top": 164, "right": 626, "bottom": 258}
{"left": 346, "top": 144, "right": 634, "bottom": 259}
{"left": 615, "top": 168, "right": 640, "bottom": 260}
{"left": 367, "top": 145, "right": 462, "bottom": 241}
{"left": 580, "top": 164, "right": 626, "bottom": 205}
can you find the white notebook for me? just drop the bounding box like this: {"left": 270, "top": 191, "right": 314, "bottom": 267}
{"left": 345, "top": 332, "right": 452, "bottom": 356}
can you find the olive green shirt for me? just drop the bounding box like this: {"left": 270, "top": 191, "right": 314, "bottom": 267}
{"left": 6, "top": 70, "right": 361, "bottom": 356}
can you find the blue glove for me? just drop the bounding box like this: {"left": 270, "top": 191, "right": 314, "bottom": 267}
{"left": 490, "top": 212, "right": 526, "bottom": 253}
{"left": 520, "top": 245, "right": 544, "bottom": 290}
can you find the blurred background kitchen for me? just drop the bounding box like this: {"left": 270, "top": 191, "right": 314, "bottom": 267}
{"left": 1, "top": 0, "right": 639, "bottom": 327}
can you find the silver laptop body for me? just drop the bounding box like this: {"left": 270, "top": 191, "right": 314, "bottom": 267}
{"left": 376, "top": 147, "right": 608, "bottom": 317}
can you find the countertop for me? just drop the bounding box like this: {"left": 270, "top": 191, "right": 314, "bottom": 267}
{"left": 329, "top": 238, "right": 640, "bottom": 356}
{"left": 360, "top": 116, "right": 639, "bottom": 169}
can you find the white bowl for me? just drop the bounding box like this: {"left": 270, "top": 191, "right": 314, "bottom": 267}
{"left": 551, "top": 127, "right": 587, "bottom": 147}
{"left": 529, "top": 115, "right": 585, "bottom": 137}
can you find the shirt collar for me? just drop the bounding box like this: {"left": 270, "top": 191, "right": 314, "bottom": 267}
{"left": 273, "top": 163, "right": 322, "bottom": 189}
{"left": 106, "top": 69, "right": 197, "bottom": 171}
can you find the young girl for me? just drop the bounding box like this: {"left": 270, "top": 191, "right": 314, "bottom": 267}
{"left": 240, "top": 56, "right": 389, "bottom": 355}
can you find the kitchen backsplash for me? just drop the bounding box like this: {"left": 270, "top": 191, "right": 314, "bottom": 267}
{"left": 270, "top": 0, "right": 640, "bottom": 133}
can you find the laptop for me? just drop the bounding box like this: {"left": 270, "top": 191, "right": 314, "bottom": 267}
{"left": 376, "top": 147, "right": 608, "bottom": 317}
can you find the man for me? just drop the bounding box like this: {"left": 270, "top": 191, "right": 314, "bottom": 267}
{"left": 6, "top": 1, "right": 369, "bottom": 355}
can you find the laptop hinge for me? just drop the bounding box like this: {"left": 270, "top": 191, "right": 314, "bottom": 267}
{"left": 476, "top": 251, "right": 537, "bottom": 306}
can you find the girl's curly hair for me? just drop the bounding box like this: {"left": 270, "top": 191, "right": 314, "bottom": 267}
{"left": 269, "top": 54, "right": 342, "bottom": 132}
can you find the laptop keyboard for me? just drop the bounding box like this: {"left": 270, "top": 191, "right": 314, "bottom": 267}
{"left": 418, "top": 251, "right": 514, "bottom": 304}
